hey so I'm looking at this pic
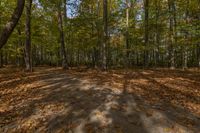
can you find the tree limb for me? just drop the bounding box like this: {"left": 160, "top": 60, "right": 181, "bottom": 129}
{"left": 0, "top": 0, "right": 25, "bottom": 49}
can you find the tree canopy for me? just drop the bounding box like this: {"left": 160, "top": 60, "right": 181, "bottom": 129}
{"left": 0, "top": 0, "right": 199, "bottom": 69}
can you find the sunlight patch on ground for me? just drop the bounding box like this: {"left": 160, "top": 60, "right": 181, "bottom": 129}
{"left": 1, "top": 67, "right": 200, "bottom": 132}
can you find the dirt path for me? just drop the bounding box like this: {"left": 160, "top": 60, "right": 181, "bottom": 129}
{"left": 0, "top": 67, "right": 200, "bottom": 133}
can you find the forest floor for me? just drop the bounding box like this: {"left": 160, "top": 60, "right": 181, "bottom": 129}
{"left": 0, "top": 66, "right": 200, "bottom": 133}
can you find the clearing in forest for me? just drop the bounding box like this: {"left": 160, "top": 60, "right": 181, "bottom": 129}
{"left": 0, "top": 67, "right": 200, "bottom": 133}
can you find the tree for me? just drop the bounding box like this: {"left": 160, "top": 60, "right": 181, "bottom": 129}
{"left": 57, "top": 1, "right": 68, "bottom": 69}
{"left": 182, "top": 0, "right": 189, "bottom": 69}
{"left": 144, "top": 0, "right": 149, "bottom": 67}
{"left": 0, "top": 0, "right": 25, "bottom": 49}
{"left": 168, "top": 0, "right": 175, "bottom": 69}
{"left": 102, "top": 0, "right": 108, "bottom": 70}
{"left": 25, "top": 0, "right": 32, "bottom": 71}
{"left": 154, "top": 0, "right": 161, "bottom": 66}
{"left": 0, "top": 0, "right": 199, "bottom": 70}
{"left": 125, "top": 0, "right": 130, "bottom": 68}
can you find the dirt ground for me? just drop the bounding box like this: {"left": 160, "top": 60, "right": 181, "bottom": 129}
{"left": 0, "top": 67, "right": 200, "bottom": 133}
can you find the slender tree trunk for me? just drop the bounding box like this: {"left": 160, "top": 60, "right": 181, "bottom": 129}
{"left": 144, "top": 0, "right": 149, "bottom": 67}
{"left": 17, "top": 28, "right": 21, "bottom": 66}
{"left": 5, "top": 51, "right": 8, "bottom": 65}
{"left": 102, "top": 0, "right": 108, "bottom": 70}
{"left": 198, "top": 44, "right": 200, "bottom": 68}
{"left": 0, "top": 50, "right": 3, "bottom": 67}
{"left": 172, "top": 0, "right": 177, "bottom": 68}
{"left": 183, "top": 0, "right": 189, "bottom": 70}
{"left": 155, "top": 0, "right": 160, "bottom": 67}
{"left": 63, "top": 0, "right": 69, "bottom": 68}
{"left": 58, "top": 6, "right": 68, "bottom": 69}
{"left": 168, "top": 0, "right": 175, "bottom": 69}
{"left": 63, "top": 0, "right": 67, "bottom": 18}
{"left": 125, "top": 0, "right": 130, "bottom": 68}
{"left": 0, "top": 1, "right": 2, "bottom": 67}
{"left": 197, "top": 11, "right": 200, "bottom": 68}
{"left": 24, "top": 0, "right": 32, "bottom": 72}
{"left": 0, "top": 0, "right": 25, "bottom": 49}
{"left": 130, "top": 0, "right": 137, "bottom": 67}
{"left": 97, "top": 0, "right": 101, "bottom": 67}
{"left": 106, "top": 1, "right": 111, "bottom": 69}
{"left": 91, "top": 6, "right": 97, "bottom": 68}
{"left": 40, "top": 45, "right": 43, "bottom": 64}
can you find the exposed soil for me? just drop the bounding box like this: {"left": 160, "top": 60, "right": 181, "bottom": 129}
{"left": 0, "top": 67, "right": 200, "bottom": 133}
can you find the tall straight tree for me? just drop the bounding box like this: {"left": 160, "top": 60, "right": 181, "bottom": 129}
{"left": 25, "top": 0, "right": 32, "bottom": 72}
{"left": 63, "top": 0, "right": 67, "bottom": 18}
{"left": 0, "top": 51, "right": 3, "bottom": 67}
{"left": 0, "top": 0, "right": 25, "bottom": 49}
{"left": 125, "top": 0, "right": 130, "bottom": 67}
{"left": 155, "top": 0, "right": 161, "bottom": 66}
{"left": 168, "top": 0, "right": 175, "bottom": 69}
{"left": 97, "top": 0, "right": 101, "bottom": 67}
{"left": 17, "top": 23, "right": 24, "bottom": 66}
{"left": 198, "top": 45, "right": 200, "bottom": 68}
{"left": 57, "top": 1, "right": 68, "bottom": 69}
{"left": 0, "top": 4, "right": 2, "bottom": 67}
{"left": 102, "top": 0, "right": 108, "bottom": 70}
{"left": 172, "top": 0, "right": 177, "bottom": 68}
{"left": 144, "top": 0, "right": 149, "bottom": 67}
{"left": 183, "top": 0, "right": 189, "bottom": 69}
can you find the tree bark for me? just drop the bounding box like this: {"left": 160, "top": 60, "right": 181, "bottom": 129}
{"left": 197, "top": 9, "right": 200, "bottom": 68}
{"left": 102, "top": 0, "right": 108, "bottom": 70}
{"left": 125, "top": 0, "right": 130, "bottom": 68}
{"left": 25, "top": 0, "right": 32, "bottom": 72}
{"left": 63, "top": 0, "right": 67, "bottom": 18}
{"left": 58, "top": 6, "right": 68, "bottom": 69}
{"left": 168, "top": 0, "right": 175, "bottom": 69}
{"left": 144, "top": 0, "right": 149, "bottom": 67}
{"left": 172, "top": 0, "right": 177, "bottom": 68}
{"left": 0, "top": 0, "right": 25, "bottom": 49}
{"left": 155, "top": 0, "right": 160, "bottom": 67}
{"left": 17, "top": 26, "right": 23, "bottom": 66}
{"left": 183, "top": 0, "right": 189, "bottom": 70}
{"left": 0, "top": 50, "right": 3, "bottom": 67}
{"left": 198, "top": 44, "right": 200, "bottom": 68}
{"left": 96, "top": 0, "right": 101, "bottom": 67}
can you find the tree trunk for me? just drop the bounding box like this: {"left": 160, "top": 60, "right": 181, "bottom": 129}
{"left": 144, "top": 0, "right": 149, "bottom": 67}
{"left": 168, "top": 0, "right": 175, "bottom": 69}
{"left": 198, "top": 44, "right": 200, "bottom": 68}
{"left": 63, "top": 0, "right": 69, "bottom": 68}
{"left": 5, "top": 51, "right": 8, "bottom": 65}
{"left": 58, "top": 6, "right": 68, "bottom": 69}
{"left": 155, "top": 0, "right": 160, "bottom": 67}
{"left": 102, "top": 0, "right": 108, "bottom": 70}
{"left": 0, "top": 0, "right": 25, "bottom": 49}
{"left": 63, "top": 0, "right": 67, "bottom": 18}
{"left": 25, "top": 0, "right": 32, "bottom": 72}
{"left": 197, "top": 12, "right": 200, "bottom": 68}
{"left": 17, "top": 24, "right": 24, "bottom": 66}
{"left": 97, "top": 0, "right": 101, "bottom": 67}
{"left": 0, "top": 50, "right": 3, "bottom": 67}
{"left": 172, "top": 0, "right": 177, "bottom": 68}
{"left": 125, "top": 0, "right": 130, "bottom": 68}
{"left": 0, "top": 1, "right": 2, "bottom": 67}
{"left": 183, "top": 0, "right": 189, "bottom": 70}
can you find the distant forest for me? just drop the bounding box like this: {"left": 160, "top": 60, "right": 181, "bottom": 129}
{"left": 0, "top": 0, "right": 200, "bottom": 71}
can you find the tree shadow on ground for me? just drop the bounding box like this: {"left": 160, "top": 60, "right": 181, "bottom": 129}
{"left": 1, "top": 69, "right": 148, "bottom": 133}
{"left": 0, "top": 67, "right": 200, "bottom": 133}
{"left": 125, "top": 70, "right": 200, "bottom": 132}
